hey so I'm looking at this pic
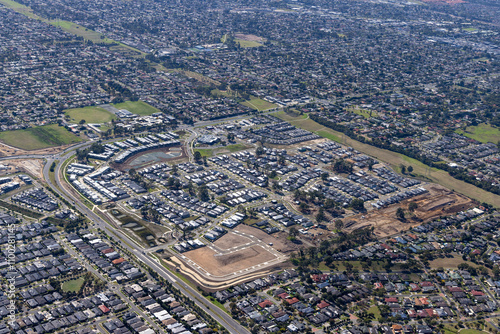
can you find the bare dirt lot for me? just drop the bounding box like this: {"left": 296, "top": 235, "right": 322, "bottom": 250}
{"left": 344, "top": 184, "right": 475, "bottom": 238}
{"left": 234, "top": 224, "right": 300, "bottom": 254}
{"left": 3, "top": 159, "right": 44, "bottom": 179}
{"left": 183, "top": 245, "right": 277, "bottom": 277}
{"left": 213, "top": 232, "right": 251, "bottom": 250}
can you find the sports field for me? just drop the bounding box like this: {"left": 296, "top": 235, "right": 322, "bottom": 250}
{"left": 65, "top": 106, "right": 116, "bottom": 124}
{"left": 235, "top": 39, "right": 263, "bottom": 47}
{"left": 113, "top": 101, "right": 160, "bottom": 116}
{"left": 0, "top": 124, "right": 83, "bottom": 150}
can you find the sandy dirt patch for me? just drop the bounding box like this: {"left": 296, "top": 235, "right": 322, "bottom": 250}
{"left": 213, "top": 232, "right": 252, "bottom": 250}
{"left": 0, "top": 141, "right": 74, "bottom": 157}
{"left": 344, "top": 184, "right": 476, "bottom": 238}
{"left": 3, "top": 159, "right": 44, "bottom": 179}
{"left": 183, "top": 245, "right": 278, "bottom": 277}
{"left": 234, "top": 224, "right": 300, "bottom": 253}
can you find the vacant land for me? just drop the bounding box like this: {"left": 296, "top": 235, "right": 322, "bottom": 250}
{"left": 62, "top": 277, "right": 85, "bottom": 292}
{"left": 234, "top": 33, "right": 266, "bottom": 47}
{"left": 195, "top": 143, "right": 251, "bottom": 157}
{"left": 51, "top": 21, "right": 116, "bottom": 43}
{"left": 456, "top": 123, "right": 500, "bottom": 144}
{"left": 235, "top": 224, "right": 299, "bottom": 254}
{"left": 0, "top": 0, "right": 38, "bottom": 18}
{"left": 183, "top": 245, "right": 277, "bottom": 277}
{"left": 0, "top": 124, "right": 83, "bottom": 150}
{"left": 65, "top": 106, "right": 116, "bottom": 124}
{"left": 345, "top": 184, "right": 475, "bottom": 238}
{"left": 241, "top": 97, "right": 277, "bottom": 111}
{"left": 213, "top": 233, "right": 252, "bottom": 250}
{"left": 235, "top": 39, "right": 263, "bottom": 47}
{"left": 113, "top": 101, "right": 159, "bottom": 116}
{"left": 276, "top": 113, "right": 500, "bottom": 206}
{"left": 344, "top": 184, "right": 475, "bottom": 238}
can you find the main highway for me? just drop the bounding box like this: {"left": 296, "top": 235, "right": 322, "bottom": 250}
{"left": 38, "top": 137, "right": 250, "bottom": 334}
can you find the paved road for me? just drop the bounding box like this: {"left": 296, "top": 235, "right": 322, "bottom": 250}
{"left": 42, "top": 147, "right": 249, "bottom": 334}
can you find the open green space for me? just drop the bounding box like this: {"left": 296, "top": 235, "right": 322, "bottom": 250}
{"left": 195, "top": 143, "right": 251, "bottom": 157}
{"left": 0, "top": 0, "right": 38, "bottom": 18}
{"left": 241, "top": 97, "right": 278, "bottom": 111}
{"left": 113, "top": 101, "right": 160, "bottom": 116}
{"left": 51, "top": 20, "right": 116, "bottom": 44}
{"left": 367, "top": 306, "right": 381, "bottom": 319}
{"left": 456, "top": 123, "right": 500, "bottom": 144}
{"left": 349, "top": 107, "right": 377, "bottom": 119}
{"left": 234, "top": 39, "right": 263, "bottom": 48}
{"left": 65, "top": 106, "right": 116, "bottom": 124}
{"left": 276, "top": 113, "right": 500, "bottom": 207}
{"left": 0, "top": 124, "right": 83, "bottom": 150}
{"left": 61, "top": 277, "right": 85, "bottom": 292}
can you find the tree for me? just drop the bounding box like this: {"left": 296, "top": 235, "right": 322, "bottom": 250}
{"left": 400, "top": 165, "right": 406, "bottom": 174}
{"left": 408, "top": 202, "right": 418, "bottom": 212}
{"left": 321, "top": 172, "right": 328, "bottom": 181}
{"left": 255, "top": 146, "right": 264, "bottom": 156}
{"left": 227, "top": 132, "right": 235, "bottom": 142}
{"left": 199, "top": 185, "right": 210, "bottom": 202}
{"left": 396, "top": 207, "right": 405, "bottom": 220}
{"left": 351, "top": 198, "right": 365, "bottom": 211}
{"left": 407, "top": 165, "right": 413, "bottom": 173}
{"left": 278, "top": 155, "right": 286, "bottom": 166}
{"left": 334, "top": 219, "right": 344, "bottom": 230}
{"left": 194, "top": 151, "right": 202, "bottom": 163}
{"left": 299, "top": 202, "right": 309, "bottom": 213}
{"left": 79, "top": 119, "right": 86, "bottom": 125}
{"left": 316, "top": 208, "right": 325, "bottom": 222}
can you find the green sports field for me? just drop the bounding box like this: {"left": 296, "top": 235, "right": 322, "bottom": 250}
{"left": 65, "top": 106, "right": 116, "bottom": 124}
{"left": 0, "top": 124, "right": 83, "bottom": 150}
{"left": 113, "top": 101, "right": 160, "bottom": 116}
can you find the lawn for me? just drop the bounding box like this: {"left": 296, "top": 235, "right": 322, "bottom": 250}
{"left": 316, "top": 130, "right": 342, "bottom": 143}
{"left": 241, "top": 97, "right": 278, "bottom": 111}
{"left": 65, "top": 106, "right": 116, "bottom": 124}
{"left": 275, "top": 113, "right": 500, "bottom": 207}
{"left": 62, "top": 277, "right": 85, "bottom": 292}
{"left": 456, "top": 123, "right": 500, "bottom": 144}
{"left": 0, "top": 0, "right": 38, "bottom": 18}
{"left": 235, "top": 39, "right": 263, "bottom": 48}
{"left": 195, "top": 143, "right": 250, "bottom": 157}
{"left": 349, "top": 107, "right": 377, "bottom": 119}
{"left": 428, "top": 254, "right": 487, "bottom": 272}
{"left": 51, "top": 20, "right": 116, "bottom": 44}
{"left": 113, "top": 101, "right": 160, "bottom": 116}
{"left": 0, "top": 124, "right": 83, "bottom": 150}
{"left": 367, "top": 305, "right": 381, "bottom": 319}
